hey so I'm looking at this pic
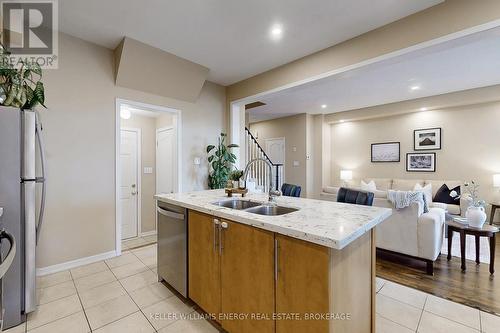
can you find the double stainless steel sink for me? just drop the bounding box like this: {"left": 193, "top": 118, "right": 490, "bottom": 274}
{"left": 212, "top": 199, "right": 298, "bottom": 216}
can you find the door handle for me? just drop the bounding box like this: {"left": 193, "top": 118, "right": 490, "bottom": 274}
{"left": 131, "top": 191, "right": 137, "bottom": 195}
{"left": 219, "top": 221, "right": 228, "bottom": 255}
{"left": 274, "top": 238, "right": 279, "bottom": 281}
{"left": 213, "top": 219, "right": 220, "bottom": 252}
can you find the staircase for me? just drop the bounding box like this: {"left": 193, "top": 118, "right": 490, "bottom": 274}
{"left": 245, "top": 127, "right": 284, "bottom": 191}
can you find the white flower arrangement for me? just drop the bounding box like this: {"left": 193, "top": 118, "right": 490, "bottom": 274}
{"left": 449, "top": 181, "right": 486, "bottom": 207}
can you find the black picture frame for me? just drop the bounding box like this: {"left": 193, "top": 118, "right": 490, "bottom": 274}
{"left": 406, "top": 153, "right": 436, "bottom": 172}
{"left": 414, "top": 127, "right": 442, "bottom": 151}
{"left": 371, "top": 142, "right": 400, "bottom": 162}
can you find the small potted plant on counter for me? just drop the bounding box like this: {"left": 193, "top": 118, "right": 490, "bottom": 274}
{"left": 229, "top": 170, "right": 243, "bottom": 188}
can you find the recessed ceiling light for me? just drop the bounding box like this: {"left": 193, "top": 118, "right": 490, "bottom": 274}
{"left": 420, "top": 107, "right": 428, "bottom": 111}
{"left": 120, "top": 109, "right": 131, "bottom": 120}
{"left": 270, "top": 24, "right": 283, "bottom": 40}
{"left": 339, "top": 119, "right": 345, "bottom": 123}
{"left": 410, "top": 85, "right": 421, "bottom": 91}
{"left": 321, "top": 104, "right": 327, "bottom": 109}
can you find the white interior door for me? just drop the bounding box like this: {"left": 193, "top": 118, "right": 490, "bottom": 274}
{"left": 265, "top": 137, "right": 285, "bottom": 187}
{"left": 265, "top": 137, "right": 285, "bottom": 164}
{"left": 157, "top": 127, "right": 175, "bottom": 194}
{"left": 120, "top": 129, "right": 139, "bottom": 240}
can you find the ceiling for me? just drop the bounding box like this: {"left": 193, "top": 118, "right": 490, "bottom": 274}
{"left": 58, "top": 0, "right": 442, "bottom": 85}
{"left": 247, "top": 26, "right": 500, "bottom": 123}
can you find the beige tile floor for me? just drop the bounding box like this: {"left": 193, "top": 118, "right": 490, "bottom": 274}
{"left": 5, "top": 244, "right": 500, "bottom": 333}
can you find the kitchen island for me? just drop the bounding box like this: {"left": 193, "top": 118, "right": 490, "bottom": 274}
{"left": 155, "top": 190, "right": 392, "bottom": 333}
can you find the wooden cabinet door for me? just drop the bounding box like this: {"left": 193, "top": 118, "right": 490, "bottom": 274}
{"left": 276, "top": 235, "right": 330, "bottom": 333}
{"left": 188, "top": 211, "right": 221, "bottom": 316}
{"left": 220, "top": 220, "right": 275, "bottom": 333}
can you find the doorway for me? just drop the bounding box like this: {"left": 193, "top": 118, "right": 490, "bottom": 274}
{"left": 116, "top": 99, "right": 181, "bottom": 254}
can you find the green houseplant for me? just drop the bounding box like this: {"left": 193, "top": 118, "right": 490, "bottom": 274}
{"left": 206, "top": 133, "right": 239, "bottom": 189}
{"left": 0, "top": 40, "right": 46, "bottom": 109}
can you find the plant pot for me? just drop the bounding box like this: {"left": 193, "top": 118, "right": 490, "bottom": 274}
{"left": 466, "top": 206, "right": 487, "bottom": 228}
{"left": 232, "top": 180, "right": 239, "bottom": 188}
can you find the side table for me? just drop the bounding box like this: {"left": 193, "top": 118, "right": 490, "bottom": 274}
{"left": 490, "top": 203, "right": 500, "bottom": 225}
{"left": 446, "top": 219, "right": 499, "bottom": 274}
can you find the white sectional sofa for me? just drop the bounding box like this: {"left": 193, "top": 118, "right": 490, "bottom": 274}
{"left": 321, "top": 178, "right": 468, "bottom": 274}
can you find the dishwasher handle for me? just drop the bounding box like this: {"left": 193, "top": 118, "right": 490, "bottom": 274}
{"left": 157, "top": 207, "right": 185, "bottom": 220}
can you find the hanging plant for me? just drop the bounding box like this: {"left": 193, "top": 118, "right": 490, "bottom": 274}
{"left": 206, "top": 133, "right": 239, "bottom": 189}
{"left": 0, "top": 39, "right": 46, "bottom": 109}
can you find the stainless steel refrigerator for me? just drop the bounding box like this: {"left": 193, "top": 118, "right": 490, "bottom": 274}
{"left": 0, "top": 107, "right": 46, "bottom": 329}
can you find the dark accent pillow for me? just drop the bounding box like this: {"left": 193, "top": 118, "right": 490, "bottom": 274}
{"left": 433, "top": 184, "right": 461, "bottom": 205}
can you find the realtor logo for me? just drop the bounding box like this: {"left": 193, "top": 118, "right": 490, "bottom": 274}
{"left": 1, "top": 0, "right": 58, "bottom": 68}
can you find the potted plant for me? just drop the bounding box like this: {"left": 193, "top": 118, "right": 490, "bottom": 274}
{"left": 0, "top": 42, "right": 46, "bottom": 109}
{"left": 229, "top": 170, "right": 243, "bottom": 188}
{"left": 206, "top": 133, "right": 239, "bottom": 189}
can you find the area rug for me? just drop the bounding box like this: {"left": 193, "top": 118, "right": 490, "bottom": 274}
{"left": 441, "top": 232, "right": 490, "bottom": 264}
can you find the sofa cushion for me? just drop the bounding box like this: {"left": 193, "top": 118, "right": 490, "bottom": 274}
{"left": 414, "top": 183, "right": 433, "bottom": 206}
{"left": 372, "top": 190, "right": 389, "bottom": 199}
{"left": 361, "top": 180, "right": 377, "bottom": 192}
{"left": 364, "top": 178, "right": 392, "bottom": 190}
{"left": 425, "top": 180, "right": 462, "bottom": 198}
{"left": 433, "top": 183, "right": 461, "bottom": 205}
{"left": 429, "top": 202, "right": 461, "bottom": 215}
{"left": 393, "top": 179, "right": 424, "bottom": 191}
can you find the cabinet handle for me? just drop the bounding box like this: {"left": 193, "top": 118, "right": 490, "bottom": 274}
{"left": 275, "top": 238, "right": 279, "bottom": 281}
{"left": 213, "top": 219, "right": 220, "bottom": 252}
{"left": 219, "top": 221, "right": 228, "bottom": 255}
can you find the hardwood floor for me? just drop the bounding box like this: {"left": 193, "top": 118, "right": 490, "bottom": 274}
{"left": 376, "top": 235, "right": 500, "bottom": 315}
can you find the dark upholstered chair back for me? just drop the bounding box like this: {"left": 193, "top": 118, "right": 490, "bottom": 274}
{"left": 281, "top": 183, "right": 302, "bottom": 197}
{"left": 337, "top": 187, "right": 374, "bottom": 206}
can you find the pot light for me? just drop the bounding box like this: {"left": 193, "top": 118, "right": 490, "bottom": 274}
{"left": 410, "top": 85, "right": 421, "bottom": 91}
{"left": 321, "top": 104, "right": 327, "bottom": 109}
{"left": 420, "top": 107, "right": 428, "bottom": 111}
{"left": 270, "top": 24, "right": 283, "bottom": 40}
{"left": 339, "top": 119, "right": 345, "bottom": 123}
{"left": 120, "top": 108, "right": 131, "bottom": 120}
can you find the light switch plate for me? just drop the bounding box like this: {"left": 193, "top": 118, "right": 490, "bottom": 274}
{"left": 194, "top": 157, "right": 201, "bottom": 165}
{"left": 144, "top": 167, "right": 153, "bottom": 174}
{"left": 293, "top": 161, "right": 300, "bottom": 167}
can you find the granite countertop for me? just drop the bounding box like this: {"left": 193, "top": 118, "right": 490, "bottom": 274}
{"left": 155, "top": 190, "right": 392, "bottom": 250}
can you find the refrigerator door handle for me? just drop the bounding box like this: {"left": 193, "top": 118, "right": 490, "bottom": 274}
{"left": 35, "top": 112, "right": 47, "bottom": 244}
{"left": 0, "top": 230, "right": 16, "bottom": 279}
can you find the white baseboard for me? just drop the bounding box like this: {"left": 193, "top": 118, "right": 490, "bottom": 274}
{"left": 36, "top": 250, "right": 117, "bottom": 276}
{"left": 140, "top": 230, "right": 157, "bottom": 237}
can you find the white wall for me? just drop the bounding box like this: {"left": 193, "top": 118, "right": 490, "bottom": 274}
{"left": 37, "top": 33, "right": 226, "bottom": 268}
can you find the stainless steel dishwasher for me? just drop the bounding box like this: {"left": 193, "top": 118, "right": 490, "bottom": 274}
{"left": 157, "top": 201, "right": 187, "bottom": 297}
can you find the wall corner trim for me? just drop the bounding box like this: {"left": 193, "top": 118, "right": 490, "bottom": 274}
{"left": 36, "top": 250, "right": 118, "bottom": 277}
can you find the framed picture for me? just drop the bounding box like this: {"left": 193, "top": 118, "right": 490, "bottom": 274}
{"left": 371, "top": 142, "right": 400, "bottom": 162}
{"left": 414, "top": 127, "right": 441, "bottom": 150}
{"left": 406, "top": 153, "right": 436, "bottom": 172}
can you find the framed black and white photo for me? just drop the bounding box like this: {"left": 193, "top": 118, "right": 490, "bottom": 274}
{"left": 371, "top": 142, "right": 400, "bottom": 162}
{"left": 414, "top": 127, "right": 441, "bottom": 150}
{"left": 406, "top": 153, "right": 436, "bottom": 172}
